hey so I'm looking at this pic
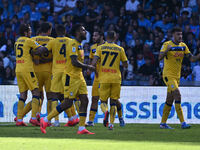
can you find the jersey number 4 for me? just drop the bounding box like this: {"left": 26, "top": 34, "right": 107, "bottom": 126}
{"left": 15, "top": 44, "right": 23, "bottom": 58}
{"left": 102, "top": 51, "right": 118, "bottom": 67}
{"left": 59, "top": 44, "right": 66, "bottom": 57}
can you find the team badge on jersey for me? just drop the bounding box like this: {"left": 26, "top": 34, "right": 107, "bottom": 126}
{"left": 78, "top": 45, "right": 83, "bottom": 50}
{"left": 34, "top": 41, "right": 39, "bottom": 46}
{"left": 171, "top": 84, "right": 174, "bottom": 88}
{"left": 72, "top": 47, "right": 76, "bottom": 52}
{"left": 70, "top": 92, "right": 73, "bottom": 96}
{"left": 92, "top": 49, "right": 96, "bottom": 53}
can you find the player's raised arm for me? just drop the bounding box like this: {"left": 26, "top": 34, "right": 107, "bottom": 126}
{"left": 185, "top": 53, "right": 200, "bottom": 62}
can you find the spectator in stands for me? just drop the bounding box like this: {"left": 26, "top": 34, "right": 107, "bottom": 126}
{"left": 2, "top": 66, "right": 15, "bottom": 84}
{"left": 138, "top": 57, "right": 155, "bottom": 79}
{"left": 36, "top": 0, "right": 50, "bottom": 15}
{"left": 72, "top": 0, "right": 87, "bottom": 23}
{"left": 104, "top": 10, "right": 118, "bottom": 30}
{"left": 54, "top": 0, "right": 67, "bottom": 14}
{"left": 0, "top": 57, "right": 4, "bottom": 84}
{"left": 85, "top": 1, "right": 102, "bottom": 32}
{"left": 192, "top": 62, "right": 200, "bottom": 82}
{"left": 125, "top": 0, "right": 140, "bottom": 13}
{"left": 137, "top": 10, "right": 151, "bottom": 31}
{"left": 123, "top": 56, "right": 135, "bottom": 80}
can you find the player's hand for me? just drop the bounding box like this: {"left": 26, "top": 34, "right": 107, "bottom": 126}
{"left": 86, "top": 68, "right": 91, "bottom": 75}
{"left": 87, "top": 65, "right": 96, "bottom": 71}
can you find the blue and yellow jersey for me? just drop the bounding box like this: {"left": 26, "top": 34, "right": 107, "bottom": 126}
{"left": 90, "top": 43, "right": 101, "bottom": 78}
{"left": 15, "top": 36, "right": 40, "bottom": 72}
{"left": 46, "top": 37, "right": 71, "bottom": 74}
{"left": 31, "top": 36, "right": 54, "bottom": 72}
{"left": 160, "top": 40, "right": 191, "bottom": 78}
{"left": 95, "top": 42, "right": 127, "bottom": 83}
{"left": 65, "top": 39, "right": 84, "bottom": 79}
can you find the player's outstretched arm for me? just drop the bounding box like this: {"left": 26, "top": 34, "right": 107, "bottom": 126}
{"left": 187, "top": 53, "right": 200, "bottom": 62}
{"left": 71, "top": 55, "right": 95, "bottom": 71}
{"left": 91, "top": 56, "right": 99, "bottom": 68}
{"left": 31, "top": 46, "right": 49, "bottom": 56}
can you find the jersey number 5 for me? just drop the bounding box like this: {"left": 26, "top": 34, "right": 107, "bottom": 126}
{"left": 102, "top": 51, "right": 118, "bottom": 67}
{"left": 59, "top": 44, "right": 66, "bottom": 57}
{"left": 15, "top": 44, "right": 23, "bottom": 58}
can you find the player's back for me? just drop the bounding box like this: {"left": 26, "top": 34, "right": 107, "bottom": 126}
{"left": 31, "top": 36, "right": 54, "bottom": 72}
{"left": 15, "top": 36, "right": 40, "bottom": 73}
{"left": 161, "top": 40, "right": 190, "bottom": 78}
{"left": 96, "top": 42, "right": 127, "bottom": 83}
{"left": 46, "top": 37, "right": 71, "bottom": 73}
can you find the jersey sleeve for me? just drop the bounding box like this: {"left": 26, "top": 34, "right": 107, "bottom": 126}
{"left": 89, "top": 46, "right": 94, "bottom": 59}
{"left": 184, "top": 43, "right": 191, "bottom": 54}
{"left": 26, "top": 38, "right": 40, "bottom": 49}
{"left": 120, "top": 47, "right": 128, "bottom": 62}
{"left": 94, "top": 46, "right": 101, "bottom": 58}
{"left": 69, "top": 41, "right": 78, "bottom": 57}
{"left": 46, "top": 40, "right": 53, "bottom": 52}
{"left": 160, "top": 42, "right": 168, "bottom": 52}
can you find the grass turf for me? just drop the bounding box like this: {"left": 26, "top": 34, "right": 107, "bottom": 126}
{"left": 0, "top": 123, "right": 200, "bottom": 150}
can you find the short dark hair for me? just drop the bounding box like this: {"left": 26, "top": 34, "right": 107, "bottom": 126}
{"left": 19, "top": 23, "right": 30, "bottom": 36}
{"left": 172, "top": 27, "right": 182, "bottom": 34}
{"left": 40, "top": 22, "right": 52, "bottom": 33}
{"left": 106, "top": 31, "right": 116, "bottom": 40}
{"left": 94, "top": 30, "right": 104, "bottom": 37}
{"left": 55, "top": 24, "right": 65, "bottom": 36}
{"left": 71, "top": 23, "right": 82, "bottom": 37}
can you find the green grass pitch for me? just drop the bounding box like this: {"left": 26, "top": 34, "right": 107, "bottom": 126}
{"left": 0, "top": 123, "right": 200, "bottom": 150}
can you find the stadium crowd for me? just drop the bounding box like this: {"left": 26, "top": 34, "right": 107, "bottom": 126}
{"left": 0, "top": 0, "right": 200, "bottom": 85}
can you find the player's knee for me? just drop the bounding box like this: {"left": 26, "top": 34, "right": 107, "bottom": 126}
{"left": 92, "top": 96, "right": 98, "bottom": 103}
{"left": 61, "top": 99, "right": 73, "bottom": 110}
{"left": 110, "top": 99, "right": 117, "bottom": 106}
{"left": 32, "top": 88, "right": 40, "bottom": 97}
{"left": 116, "top": 102, "right": 121, "bottom": 110}
{"left": 20, "top": 91, "right": 27, "bottom": 100}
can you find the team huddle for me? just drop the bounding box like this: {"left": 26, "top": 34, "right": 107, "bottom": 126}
{"left": 14, "top": 22, "right": 128, "bottom": 134}
{"left": 14, "top": 22, "right": 200, "bottom": 134}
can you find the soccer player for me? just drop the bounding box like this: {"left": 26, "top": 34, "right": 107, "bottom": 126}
{"left": 45, "top": 24, "right": 79, "bottom": 127}
{"left": 14, "top": 23, "right": 54, "bottom": 125}
{"left": 159, "top": 27, "right": 200, "bottom": 129}
{"left": 15, "top": 23, "right": 47, "bottom": 126}
{"left": 92, "top": 31, "right": 128, "bottom": 130}
{"left": 40, "top": 24, "right": 95, "bottom": 134}
{"left": 86, "top": 31, "right": 125, "bottom": 127}
{"left": 86, "top": 30, "right": 104, "bottom": 126}
{"left": 32, "top": 22, "right": 53, "bottom": 123}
